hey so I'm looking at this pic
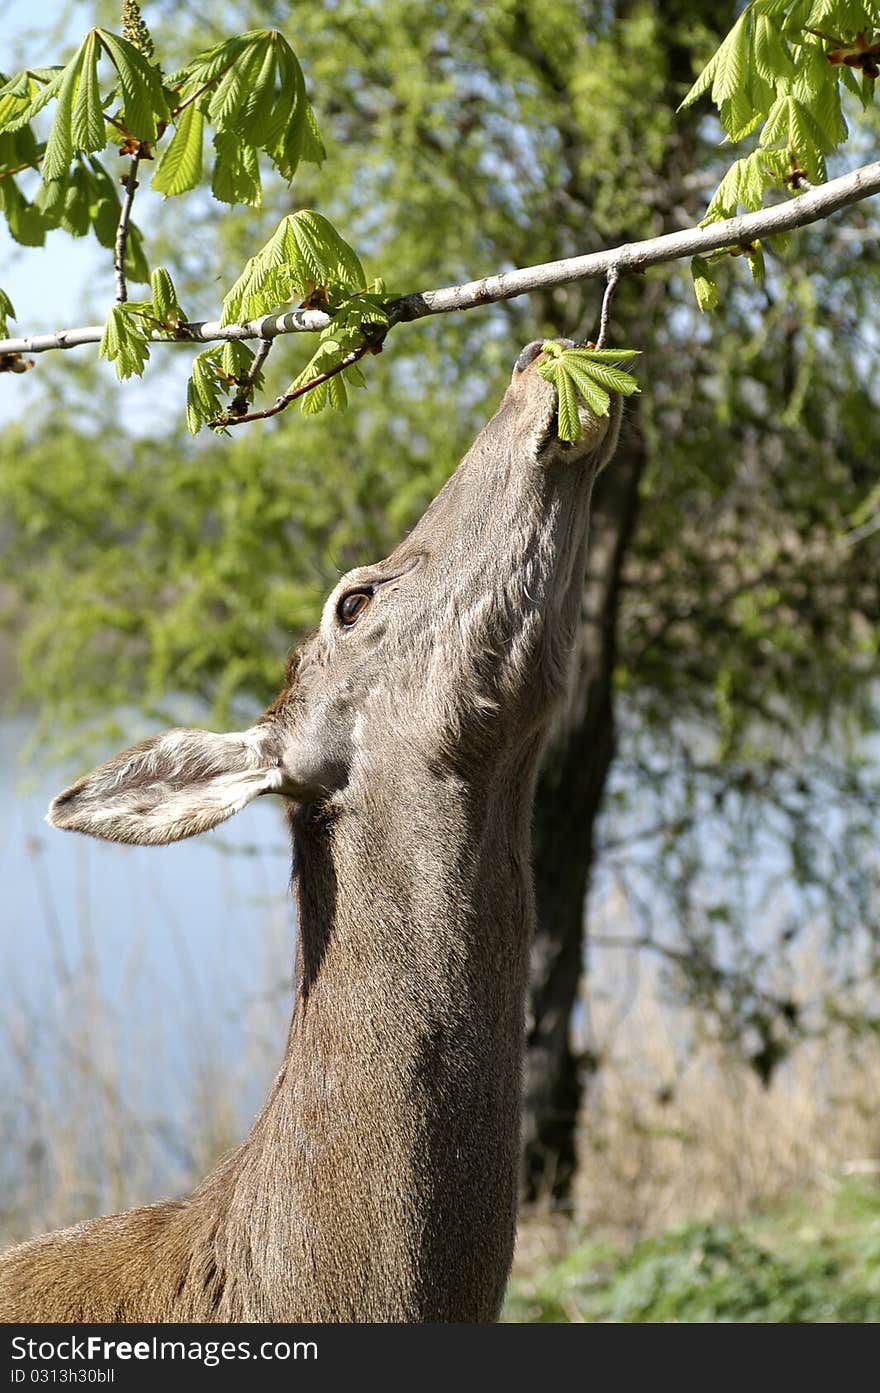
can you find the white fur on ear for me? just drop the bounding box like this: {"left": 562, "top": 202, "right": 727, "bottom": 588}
{"left": 47, "top": 727, "right": 283, "bottom": 846}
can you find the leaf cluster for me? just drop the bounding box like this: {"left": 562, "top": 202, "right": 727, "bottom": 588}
{"left": 181, "top": 213, "right": 386, "bottom": 432}
{"left": 156, "top": 30, "right": 324, "bottom": 204}
{"left": 535, "top": 342, "right": 640, "bottom": 442}
{"left": 0, "top": 24, "right": 339, "bottom": 423}
{"left": 680, "top": 1, "right": 880, "bottom": 307}
{"left": 99, "top": 265, "right": 184, "bottom": 378}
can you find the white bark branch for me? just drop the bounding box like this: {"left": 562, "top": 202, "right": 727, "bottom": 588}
{"left": 113, "top": 153, "right": 141, "bottom": 304}
{"left": 1, "top": 158, "right": 879, "bottom": 359}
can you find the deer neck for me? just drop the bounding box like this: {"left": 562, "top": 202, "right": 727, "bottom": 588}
{"left": 221, "top": 751, "right": 539, "bottom": 1321}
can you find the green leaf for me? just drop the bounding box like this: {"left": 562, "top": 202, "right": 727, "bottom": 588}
{"left": 562, "top": 346, "right": 641, "bottom": 366}
{"left": 98, "top": 30, "right": 168, "bottom": 142}
{"left": 164, "top": 29, "right": 325, "bottom": 192}
{"left": 237, "top": 41, "right": 280, "bottom": 146}
{"left": 752, "top": 14, "right": 794, "bottom": 84}
{"left": 71, "top": 32, "right": 106, "bottom": 153}
{"left": 0, "top": 67, "right": 64, "bottom": 135}
{"left": 327, "top": 372, "right": 348, "bottom": 412}
{"left": 838, "top": 63, "right": 865, "bottom": 104}
{"left": 345, "top": 360, "right": 367, "bottom": 390}
{"left": 220, "top": 217, "right": 293, "bottom": 325}
{"left": 0, "top": 120, "right": 40, "bottom": 173}
{"left": 219, "top": 340, "right": 257, "bottom": 384}
{"left": 124, "top": 223, "right": 150, "bottom": 285}
{"left": 288, "top": 210, "right": 365, "bottom": 289}
{"left": 565, "top": 357, "right": 638, "bottom": 397}
{"left": 267, "top": 37, "right": 325, "bottom": 177}
{"left": 206, "top": 37, "right": 266, "bottom": 129}
{"left": 0, "top": 176, "right": 47, "bottom": 245}
{"left": 32, "top": 172, "right": 68, "bottom": 220}
{"left": 211, "top": 130, "right": 261, "bottom": 207}
{"left": 703, "top": 152, "right": 769, "bottom": 223}
{"left": 555, "top": 368, "right": 583, "bottom": 442}
{"left": 692, "top": 255, "right": 720, "bottom": 312}
{"left": 536, "top": 344, "right": 640, "bottom": 441}
{"left": 165, "top": 35, "right": 251, "bottom": 93}
{"left": 185, "top": 379, "right": 207, "bottom": 435}
{"left": 746, "top": 242, "right": 766, "bottom": 285}
{"left": 99, "top": 302, "right": 150, "bottom": 379}
{"left": 0, "top": 286, "right": 15, "bottom": 335}
{"left": 708, "top": 14, "right": 751, "bottom": 136}
{"left": 152, "top": 101, "right": 203, "bottom": 197}
{"left": 42, "top": 44, "right": 84, "bottom": 182}
{"left": 678, "top": 46, "right": 720, "bottom": 112}
{"left": 185, "top": 348, "right": 225, "bottom": 434}
{"left": 59, "top": 162, "right": 92, "bottom": 236}
{"left": 150, "top": 266, "right": 181, "bottom": 325}
{"left": 86, "top": 155, "right": 121, "bottom": 246}
{"left": 220, "top": 211, "right": 365, "bottom": 327}
{"left": 300, "top": 379, "right": 329, "bottom": 416}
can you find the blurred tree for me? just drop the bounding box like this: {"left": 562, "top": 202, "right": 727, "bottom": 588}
{"left": 2, "top": 0, "right": 880, "bottom": 1207}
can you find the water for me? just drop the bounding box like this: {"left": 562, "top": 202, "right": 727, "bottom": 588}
{"left": 0, "top": 712, "right": 298, "bottom": 1224}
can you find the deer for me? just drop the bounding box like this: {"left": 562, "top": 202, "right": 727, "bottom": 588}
{"left": 0, "top": 341, "right": 621, "bottom": 1322}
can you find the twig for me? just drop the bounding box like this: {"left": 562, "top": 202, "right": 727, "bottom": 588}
{"left": 113, "top": 152, "right": 141, "bottom": 304}
{"left": 208, "top": 342, "right": 373, "bottom": 428}
{"left": 170, "top": 60, "right": 238, "bottom": 119}
{"left": 2, "top": 157, "right": 880, "bottom": 358}
{"left": 595, "top": 268, "right": 619, "bottom": 350}
{"left": 0, "top": 160, "right": 38, "bottom": 182}
{"left": 227, "top": 337, "right": 273, "bottom": 417}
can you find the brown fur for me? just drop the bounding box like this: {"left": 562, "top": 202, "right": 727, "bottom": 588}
{"left": 0, "top": 346, "right": 621, "bottom": 1321}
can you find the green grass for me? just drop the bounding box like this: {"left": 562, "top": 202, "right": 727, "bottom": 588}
{"left": 504, "top": 1178, "right": 880, "bottom": 1322}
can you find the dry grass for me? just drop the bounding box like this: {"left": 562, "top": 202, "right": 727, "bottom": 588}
{"left": 0, "top": 890, "right": 292, "bottom": 1249}
{"left": 515, "top": 940, "right": 880, "bottom": 1280}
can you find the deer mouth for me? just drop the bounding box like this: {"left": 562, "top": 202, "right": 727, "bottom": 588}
{"left": 515, "top": 338, "right": 576, "bottom": 373}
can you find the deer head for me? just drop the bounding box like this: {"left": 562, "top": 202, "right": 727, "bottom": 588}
{"left": 47, "top": 341, "right": 621, "bottom": 846}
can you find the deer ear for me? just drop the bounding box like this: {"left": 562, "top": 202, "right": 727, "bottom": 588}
{"left": 46, "top": 726, "right": 285, "bottom": 846}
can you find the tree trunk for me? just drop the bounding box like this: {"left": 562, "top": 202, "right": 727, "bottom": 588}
{"left": 519, "top": 0, "right": 718, "bottom": 1209}
{"left": 522, "top": 428, "right": 644, "bottom": 1205}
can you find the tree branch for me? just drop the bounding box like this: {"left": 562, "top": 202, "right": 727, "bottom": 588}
{"left": 1, "top": 157, "right": 879, "bottom": 359}
{"left": 113, "top": 152, "right": 141, "bottom": 304}
{"left": 226, "top": 337, "right": 274, "bottom": 418}
{"left": 208, "top": 341, "right": 374, "bottom": 429}
{"left": 595, "top": 269, "right": 619, "bottom": 350}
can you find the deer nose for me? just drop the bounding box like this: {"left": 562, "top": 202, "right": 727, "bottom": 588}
{"left": 514, "top": 341, "right": 543, "bottom": 373}
{"left": 514, "top": 338, "right": 575, "bottom": 373}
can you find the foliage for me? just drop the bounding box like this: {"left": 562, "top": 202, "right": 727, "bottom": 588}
{"left": 504, "top": 1180, "right": 880, "bottom": 1322}
{"left": 681, "top": 1, "right": 880, "bottom": 306}
{"left": 0, "top": 19, "right": 384, "bottom": 429}
{"left": 5, "top": 2, "right": 874, "bottom": 433}
{"left": 535, "top": 343, "right": 640, "bottom": 440}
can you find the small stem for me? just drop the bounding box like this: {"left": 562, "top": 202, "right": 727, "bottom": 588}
{"left": 210, "top": 343, "right": 372, "bottom": 429}
{"left": 0, "top": 160, "right": 39, "bottom": 182}
{"left": 171, "top": 58, "right": 240, "bottom": 118}
{"left": 114, "top": 152, "right": 141, "bottom": 304}
{"left": 228, "top": 338, "right": 273, "bottom": 417}
{"left": 595, "top": 268, "right": 620, "bottom": 349}
{"left": 105, "top": 113, "right": 130, "bottom": 138}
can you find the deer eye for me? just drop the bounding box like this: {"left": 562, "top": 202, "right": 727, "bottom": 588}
{"left": 337, "top": 590, "right": 373, "bottom": 626}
